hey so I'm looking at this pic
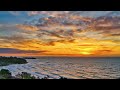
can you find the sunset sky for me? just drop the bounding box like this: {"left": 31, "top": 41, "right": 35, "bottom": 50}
{"left": 0, "top": 11, "right": 120, "bottom": 57}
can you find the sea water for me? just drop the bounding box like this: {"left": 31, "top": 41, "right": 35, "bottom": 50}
{"left": 0, "top": 57, "right": 120, "bottom": 79}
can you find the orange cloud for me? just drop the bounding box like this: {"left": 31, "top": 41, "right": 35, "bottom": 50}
{"left": 0, "top": 12, "right": 120, "bottom": 57}
{"left": 16, "top": 24, "right": 39, "bottom": 31}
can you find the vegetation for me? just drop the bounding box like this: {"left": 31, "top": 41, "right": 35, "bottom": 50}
{"left": 23, "top": 57, "right": 36, "bottom": 59}
{"left": 0, "top": 56, "right": 68, "bottom": 79}
{"left": 0, "top": 56, "right": 27, "bottom": 66}
{"left": 0, "top": 69, "right": 12, "bottom": 79}
{"left": 59, "top": 76, "right": 68, "bottom": 79}
{"left": 0, "top": 69, "right": 38, "bottom": 79}
{"left": 15, "top": 72, "right": 36, "bottom": 79}
{"left": 0, "top": 69, "right": 69, "bottom": 79}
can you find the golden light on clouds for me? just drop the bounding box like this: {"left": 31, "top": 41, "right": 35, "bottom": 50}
{"left": 16, "top": 24, "right": 39, "bottom": 31}
{"left": 0, "top": 11, "right": 120, "bottom": 57}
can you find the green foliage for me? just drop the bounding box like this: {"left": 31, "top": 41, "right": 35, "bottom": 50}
{"left": 0, "top": 56, "right": 27, "bottom": 66}
{"left": 0, "top": 69, "right": 12, "bottom": 79}
{"left": 0, "top": 69, "right": 69, "bottom": 79}
{"left": 0, "top": 69, "right": 37, "bottom": 79}
{"left": 15, "top": 72, "right": 36, "bottom": 79}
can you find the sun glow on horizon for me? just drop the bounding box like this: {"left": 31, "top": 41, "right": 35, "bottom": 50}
{"left": 0, "top": 11, "right": 120, "bottom": 57}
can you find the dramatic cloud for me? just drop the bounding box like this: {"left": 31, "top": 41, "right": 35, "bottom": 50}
{"left": 27, "top": 11, "right": 70, "bottom": 16}
{"left": 16, "top": 24, "right": 39, "bottom": 31}
{"left": 0, "top": 11, "right": 120, "bottom": 56}
{"left": 0, "top": 48, "right": 47, "bottom": 54}
{"left": 27, "top": 11, "right": 118, "bottom": 18}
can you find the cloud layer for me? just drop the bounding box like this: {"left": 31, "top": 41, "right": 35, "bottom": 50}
{"left": 0, "top": 48, "right": 46, "bottom": 54}
{"left": 0, "top": 11, "right": 120, "bottom": 56}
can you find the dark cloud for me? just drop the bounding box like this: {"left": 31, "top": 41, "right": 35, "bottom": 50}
{"left": 36, "top": 29, "right": 76, "bottom": 45}
{"left": 0, "top": 35, "right": 27, "bottom": 41}
{"left": 25, "top": 13, "right": 92, "bottom": 27}
{"left": 27, "top": 11, "right": 119, "bottom": 18}
{"left": 37, "top": 28, "right": 79, "bottom": 38}
{"left": 109, "top": 33, "right": 120, "bottom": 36}
{"left": 93, "top": 16, "right": 120, "bottom": 30}
{"left": 44, "top": 41, "right": 56, "bottom": 46}
{"left": 93, "top": 49, "right": 113, "bottom": 55}
{"left": 0, "top": 35, "right": 30, "bottom": 46}
{"left": 37, "top": 30, "right": 64, "bottom": 39}
{"left": 0, "top": 48, "right": 47, "bottom": 54}
{"left": 94, "top": 26, "right": 120, "bottom": 30}
{"left": 40, "top": 38, "right": 75, "bottom": 46}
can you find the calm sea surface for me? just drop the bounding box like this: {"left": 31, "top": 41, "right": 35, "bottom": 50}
{"left": 0, "top": 57, "right": 120, "bottom": 79}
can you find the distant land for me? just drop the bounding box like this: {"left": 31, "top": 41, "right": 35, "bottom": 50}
{"left": 0, "top": 56, "right": 27, "bottom": 66}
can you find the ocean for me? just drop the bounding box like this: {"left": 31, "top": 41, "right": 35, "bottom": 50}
{"left": 0, "top": 57, "right": 120, "bottom": 79}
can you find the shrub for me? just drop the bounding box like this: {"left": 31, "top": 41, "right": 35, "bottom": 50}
{"left": 0, "top": 69, "right": 12, "bottom": 79}
{"left": 59, "top": 76, "right": 68, "bottom": 79}
{"left": 16, "top": 72, "right": 36, "bottom": 79}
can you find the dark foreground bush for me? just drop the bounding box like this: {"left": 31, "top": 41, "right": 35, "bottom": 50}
{"left": 15, "top": 72, "right": 36, "bottom": 79}
{"left": 0, "top": 69, "right": 12, "bottom": 79}
{"left": 0, "top": 69, "right": 68, "bottom": 79}
{"left": 59, "top": 76, "right": 68, "bottom": 79}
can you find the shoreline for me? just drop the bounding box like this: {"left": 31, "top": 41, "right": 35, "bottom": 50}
{"left": 1, "top": 57, "right": 119, "bottom": 79}
{"left": 0, "top": 59, "right": 68, "bottom": 79}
